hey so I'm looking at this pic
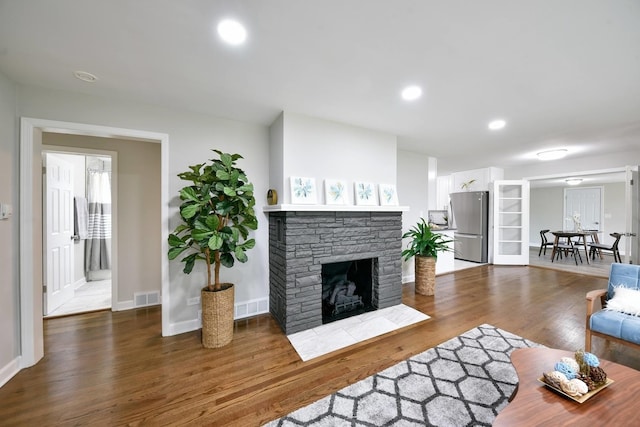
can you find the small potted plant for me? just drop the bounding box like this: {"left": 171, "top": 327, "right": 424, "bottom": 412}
{"left": 401, "top": 218, "right": 454, "bottom": 296}
{"left": 168, "top": 150, "right": 258, "bottom": 348}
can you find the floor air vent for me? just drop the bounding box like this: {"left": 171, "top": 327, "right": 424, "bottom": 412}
{"left": 134, "top": 291, "right": 161, "bottom": 308}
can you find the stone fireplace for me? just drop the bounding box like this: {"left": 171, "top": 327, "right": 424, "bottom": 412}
{"left": 268, "top": 210, "right": 403, "bottom": 335}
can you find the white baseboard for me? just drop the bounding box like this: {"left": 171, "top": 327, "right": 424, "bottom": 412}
{"left": 74, "top": 277, "right": 87, "bottom": 290}
{"left": 402, "top": 274, "right": 415, "bottom": 284}
{"left": 0, "top": 356, "right": 21, "bottom": 389}
{"left": 166, "top": 297, "right": 270, "bottom": 336}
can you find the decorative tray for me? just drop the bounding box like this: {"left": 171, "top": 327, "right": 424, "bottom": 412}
{"left": 538, "top": 377, "right": 614, "bottom": 403}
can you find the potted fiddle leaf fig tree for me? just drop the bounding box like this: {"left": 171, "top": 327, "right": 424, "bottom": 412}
{"left": 168, "top": 150, "right": 258, "bottom": 348}
{"left": 401, "top": 218, "right": 454, "bottom": 296}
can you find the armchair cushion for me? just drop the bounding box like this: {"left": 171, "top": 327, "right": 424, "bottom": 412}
{"left": 604, "top": 286, "right": 640, "bottom": 316}
{"left": 586, "top": 263, "right": 640, "bottom": 351}
{"left": 590, "top": 310, "right": 640, "bottom": 346}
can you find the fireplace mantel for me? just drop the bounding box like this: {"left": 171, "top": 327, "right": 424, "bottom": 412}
{"left": 263, "top": 204, "right": 409, "bottom": 213}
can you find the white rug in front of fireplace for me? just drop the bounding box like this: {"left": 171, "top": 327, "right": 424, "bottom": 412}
{"left": 286, "top": 304, "right": 429, "bottom": 361}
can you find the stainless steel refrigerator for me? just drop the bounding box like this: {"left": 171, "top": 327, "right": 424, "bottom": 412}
{"left": 450, "top": 191, "right": 489, "bottom": 263}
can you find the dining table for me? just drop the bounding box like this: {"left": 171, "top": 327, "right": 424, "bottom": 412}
{"left": 550, "top": 230, "right": 600, "bottom": 265}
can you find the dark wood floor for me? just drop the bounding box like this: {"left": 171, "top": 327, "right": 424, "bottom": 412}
{"left": 2, "top": 265, "right": 638, "bottom": 426}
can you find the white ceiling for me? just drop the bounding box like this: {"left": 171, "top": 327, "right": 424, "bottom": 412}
{"left": 1, "top": 0, "right": 639, "bottom": 174}
{"left": 528, "top": 171, "right": 626, "bottom": 188}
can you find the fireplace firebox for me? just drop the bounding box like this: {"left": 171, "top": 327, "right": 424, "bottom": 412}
{"left": 321, "top": 259, "right": 374, "bottom": 324}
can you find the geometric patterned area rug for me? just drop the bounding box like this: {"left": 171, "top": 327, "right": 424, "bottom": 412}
{"left": 264, "top": 324, "right": 541, "bottom": 427}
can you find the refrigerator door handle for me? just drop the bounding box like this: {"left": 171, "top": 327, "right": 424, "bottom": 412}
{"left": 455, "top": 233, "right": 483, "bottom": 239}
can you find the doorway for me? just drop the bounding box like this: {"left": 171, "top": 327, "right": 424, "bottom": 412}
{"left": 43, "top": 151, "right": 114, "bottom": 317}
{"left": 526, "top": 168, "right": 629, "bottom": 274}
{"left": 19, "top": 117, "right": 170, "bottom": 369}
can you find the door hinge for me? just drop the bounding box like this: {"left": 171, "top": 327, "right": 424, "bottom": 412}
{"left": 43, "top": 285, "right": 47, "bottom": 293}
{"left": 42, "top": 166, "right": 46, "bottom": 175}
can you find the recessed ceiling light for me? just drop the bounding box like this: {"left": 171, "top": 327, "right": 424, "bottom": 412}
{"left": 537, "top": 149, "right": 568, "bottom": 161}
{"left": 565, "top": 178, "right": 583, "bottom": 186}
{"left": 488, "top": 119, "right": 506, "bottom": 130}
{"left": 217, "top": 19, "right": 247, "bottom": 45}
{"left": 401, "top": 85, "right": 422, "bottom": 101}
{"left": 73, "top": 70, "right": 98, "bottom": 83}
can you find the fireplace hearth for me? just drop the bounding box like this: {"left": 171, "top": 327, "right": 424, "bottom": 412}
{"left": 268, "top": 210, "right": 403, "bottom": 334}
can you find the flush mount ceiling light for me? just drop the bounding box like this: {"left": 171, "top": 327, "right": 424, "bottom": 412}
{"left": 401, "top": 85, "right": 422, "bottom": 101}
{"left": 565, "top": 178, "right": 583, "bottom": 186}
{"left": 488, "top": 119, "right": 506, "bottom": 130}
{"left": 217, "top": 19, "right": 247, "bottom": 45}
{"left": 537, "top": 149, "right": 568, "bottom": 161}
{"left": 73, "top": 70, "right": 98, "bottom": 83}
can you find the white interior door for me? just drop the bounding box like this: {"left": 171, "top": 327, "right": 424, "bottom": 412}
{"left": 564, "top": 187, "right": 602, "bottom": 231}
{"left": 44, "top": 153, "right": 75, "bottom": 315}
{"left": 492, "top": 180, "right": 530, "bottom": 265}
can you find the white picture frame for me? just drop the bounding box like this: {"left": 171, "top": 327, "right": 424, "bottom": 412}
{"left": 379, "top": 184, "right": 399, "bottom": 206}
{"left": 354, "top": 181, "right": 377, "bottom": 206}
{"left": 290, "top": 176, "right": 317, "bottom": 204}
{"left": 324, "top": 179, "right": 348, "bottom": 205}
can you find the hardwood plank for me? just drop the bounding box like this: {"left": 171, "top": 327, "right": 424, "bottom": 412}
{"left": 1, "top": 265, "right": 637, "bottom": 426}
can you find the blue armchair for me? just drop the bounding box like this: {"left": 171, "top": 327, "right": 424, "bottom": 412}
{"left": 586, "top": 263, "right": 640, "bottom": 352}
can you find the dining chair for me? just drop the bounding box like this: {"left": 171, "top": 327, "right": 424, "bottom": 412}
{"left": 552, "top": 233, "right": 583, "bottom": 265}
{"left": 588, "top": 233, "right": 623, "bottom": 263}
{"left": 538, "top": 229, "right": 554, "bottom": 256}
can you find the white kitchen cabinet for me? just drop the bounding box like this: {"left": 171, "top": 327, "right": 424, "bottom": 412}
{"left": 436, "top": 175, "right": 452, "bottom": 210}
{"left": 451, "top": 167, "right": 503, "bottom": 192}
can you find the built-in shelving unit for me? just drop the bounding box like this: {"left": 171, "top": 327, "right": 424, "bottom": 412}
{"left": 492, "top": 181, "right": 530, "bottom": 265}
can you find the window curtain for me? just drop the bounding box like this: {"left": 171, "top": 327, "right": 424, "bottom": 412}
{"left": 85, "top": 170, "right": 112, "bottom": 278}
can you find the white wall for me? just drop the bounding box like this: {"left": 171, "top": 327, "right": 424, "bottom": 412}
{"left": 15, "top": 85, "right": 270, "bottom": 332}
{"left": 269, "top": 112, "right": 284, "bottom": 203}
{"left": 0, "top": 71, "right": 19, "bottom": 386}
{"left": 397, "top": 150, "right": 432, "bottom": 282}
{"left": 274, "top": 112, "right": 398, "bottom": 204}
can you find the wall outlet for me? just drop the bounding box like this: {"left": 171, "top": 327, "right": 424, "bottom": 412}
{"left": 187, "top": 296, "right": 200, "bottom": 306}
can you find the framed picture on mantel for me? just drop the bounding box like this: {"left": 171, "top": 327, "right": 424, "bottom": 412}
{"left": 354, "top": 181, "right": 377, "bottom": 206}
{"left": 324, "top": 179, "right": 348, "bottom": 205}
{"left": 290, "top": 176, "right": 317, "bottom": 204}
{"left": 379, "top": 184, "right": 399, "bottom": 206}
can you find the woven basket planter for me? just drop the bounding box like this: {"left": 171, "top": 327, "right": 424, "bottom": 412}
{"left": 415, "top": 255, "right": 436, "bottom": 296}
{"left": 201, "top": 284, "right": 234, "bottom": 348}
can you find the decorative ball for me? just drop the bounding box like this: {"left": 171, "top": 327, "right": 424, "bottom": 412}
{"left": 560, "top": 357, "right": 580, "bottom": 373}
{"left": 554, "top": 362, "right": 577, "bottom": 379}
{"left": 569, "top": 378, "right": 589, "bottom": 395}
{"left": 578, "top": 373, "right": 597, "bottom": 391}
{"left": 589, "top": 366, "right": 607, "bottom": 385}
{"left": 583, "top": 352, "right": 600, "bottom": 367}
{"left": 559, "top": 378, "right": 581, "bottom": 396}
{"left": 543, "top": 371, "right": 564, "bottom": 389}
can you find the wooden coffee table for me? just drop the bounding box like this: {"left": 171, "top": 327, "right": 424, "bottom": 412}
{"left": 494, "top": 347, "right": 640, "bottom": 426}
